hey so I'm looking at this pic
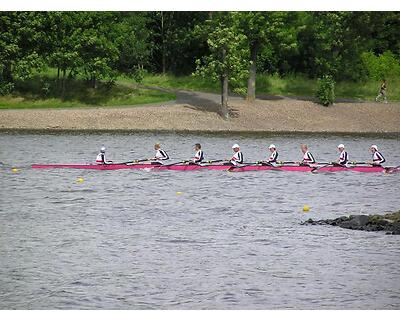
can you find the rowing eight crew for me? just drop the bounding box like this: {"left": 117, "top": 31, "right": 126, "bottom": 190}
{"left": 96, "top": 143, "right": 386, "bottom": 166}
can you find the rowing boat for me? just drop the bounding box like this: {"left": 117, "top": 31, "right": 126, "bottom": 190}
{"left": 31, "top": 163, "right": 399, "bottom": 173}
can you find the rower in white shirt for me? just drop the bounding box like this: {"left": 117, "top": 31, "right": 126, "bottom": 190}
{"left": 150, "top": 143, "right": 170, "bottom": 165}
{"left": 225, "top": 144, "right": 243, "bottom": 166}
{"left": 95, "top": 146, "right": 112, "bottom": 164}
{"left": 266, "top": 144, "right": 278, "bottom": 164}
{"left": 189, "top": 143, "right": 204, "bottom": 164}
{"left": 368, "top": 145, "right": 385, "bottom": 166}
{"left": 333, "top": 144, "right": 349, "bottom": 166}
{"left": 299, "top": 144, "right": 316, "bottom": 165}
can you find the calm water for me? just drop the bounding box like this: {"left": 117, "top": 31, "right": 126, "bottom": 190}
{"left": 0, "top": 132, "right": 399, "bottom": 309}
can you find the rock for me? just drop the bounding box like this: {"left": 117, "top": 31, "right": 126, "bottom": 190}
{"left": 301, "top": 212, "right": 400, "bottom": 235}
{"left": 350, "top": 215, "right": 369, "bottom": 227}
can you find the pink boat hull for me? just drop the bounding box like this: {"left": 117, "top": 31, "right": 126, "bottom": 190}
{"left": 31, "top": 163, "right": 395, "bottom": 173}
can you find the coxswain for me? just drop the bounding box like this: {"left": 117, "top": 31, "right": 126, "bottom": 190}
{"left": 225, "top": 144, "right": 243, "bottom": 166}
{"left": 333, "top": 144, "right": 349, "bottom": 166}
{"left": 96, "top": 146, "right": 112, "bottom": 164}
{"left": 189, "top": 143, "right": 204, "bottom": 164}
{"left": 151, "top": 143, "right": 170, "bottom": 165}
{"left": 369, "top": 145, "right": 385, "bottom": 166}
{"left": 299, "top": 144, "right": 316, "bottom": 165}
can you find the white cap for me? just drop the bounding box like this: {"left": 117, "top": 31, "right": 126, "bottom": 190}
{"left": 269, "top": 144, "right": 276, "bottom": 149}
{"left": 337, "top": 144, "right": 345, "bottom": 149}
{"left": 100, "top": 146, "right": 106, "bottom": 152}
{"left": 371, "top": 145, "right": 378, "bottom": 150}
{"left": 232, "top": 144, "right": 240, "bottom": 149}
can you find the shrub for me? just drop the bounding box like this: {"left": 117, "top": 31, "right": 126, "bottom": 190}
{"left": 316, "top": 75, "right": 335, "bottom": 106}
{"left": 0, "top": 82, "right": 15, "bottom": 95}
{"left": 361, "top": 51, "right": 400, "bottom": 81}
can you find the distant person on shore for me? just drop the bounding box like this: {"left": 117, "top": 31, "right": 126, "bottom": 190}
{"left": 151, "top": 143, "right": 170, "bottom": 165}
{"left": 375, "top": 79, "right": 388, "bottom": 103}
{"left": 96, "top": 146, "right": 112, "bottom": 164}
{"left": 189, "top": 143, "right": 204, "bottom": 164}
{"left": 368, "top": 145, "right": 385, "bottom": 166}
{"left": 332, "top": 144, "right": 349, "bottom": 166}
{"left": 298, "top": 144, "right": 316, "bottom": 165}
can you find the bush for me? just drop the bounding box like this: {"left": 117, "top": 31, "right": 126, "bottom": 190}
{"left": 316, "top": 75, "right": 335, "bottom": 106}
{"left": 361, "top": 51, "right": 400, "bottom": 81}
{"left": 0, "top": 82, "right": 15, "bottom": 95}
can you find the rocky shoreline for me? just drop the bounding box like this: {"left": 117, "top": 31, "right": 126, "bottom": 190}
{"left": 301, "top": 211, "right": 400, "bottom": 235}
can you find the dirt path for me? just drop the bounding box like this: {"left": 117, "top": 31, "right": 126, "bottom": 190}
{"left": 1, "top": 87, "right": 399, "bottom": 133}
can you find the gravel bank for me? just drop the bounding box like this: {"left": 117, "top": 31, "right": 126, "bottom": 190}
{"left": 1, "top": 94, "right": 399, "bottom": 133}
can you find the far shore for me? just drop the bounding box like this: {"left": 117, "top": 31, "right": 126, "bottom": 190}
{"left": 1, "top": 93, "right": 399, "bottom": 133}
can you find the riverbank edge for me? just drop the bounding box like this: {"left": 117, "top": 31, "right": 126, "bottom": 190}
{"left": 301, "top": 211, "right": 400, "bottom": 235}
{"left": 1, "top": 128, "right": 400, "bottom": 137}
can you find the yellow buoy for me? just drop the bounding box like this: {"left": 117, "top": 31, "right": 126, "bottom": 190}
{"left": 76, "top": 177, "right": 84, "bottom": 183}
{"left": 11, "top": 168, "right": 19, "bottom": 173}
{"left": 303, "top": 205, "right": 310, "bottom": 212}
{"left": 176, "top": 191, "right": 182, "bottom": 195}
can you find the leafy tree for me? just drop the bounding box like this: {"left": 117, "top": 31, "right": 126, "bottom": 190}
{"left": 0, "top": 12, "right": 44, "bottom": 90}
{"left": 235, "top": 12, "right": 299, "bottom": 101}
{"left": 195, "top": 13, "right": 249, "bottom": 118}
{"left": 148, "top": 12, "right": 209, "bottom": 75}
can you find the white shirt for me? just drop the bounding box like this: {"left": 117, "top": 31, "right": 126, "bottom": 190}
{"left": 230, "top": 151, "right": 243, "bottom": 165}
{"left": 302, "top": 151, "right": 315, "bottom": 163}
{"left": 96, "top": 152, "right": 106, "bottom": 164}
{"left": 267, "top": 151, "right": 278, "bottom": 163}
{"left": 192, "top": 150, "right": 204, "bottom": 163}
{"left": 154, "top": 149, "right": 169, "bottom": 164}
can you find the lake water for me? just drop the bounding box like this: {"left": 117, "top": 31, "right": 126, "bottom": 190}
{"left": 0, "top": 131, "right": 399, "bottom": 309}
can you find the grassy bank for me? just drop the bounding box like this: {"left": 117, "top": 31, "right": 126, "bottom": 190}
{"left": 135, "top": 73, "right": 400, "bottom": 101}
{"left": 0, "top": 76, "right": 175, "bottom": 109}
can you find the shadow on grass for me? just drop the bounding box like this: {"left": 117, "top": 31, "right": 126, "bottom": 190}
{"left": 14, "top": 76, "right": 129, "bottom": 105}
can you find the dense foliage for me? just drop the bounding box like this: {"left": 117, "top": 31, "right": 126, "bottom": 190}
{"left": 316, "top": 75, "right": 335, "bottom": 106}
{"left": 1, "top": 12, "right": 399, "bottom": 107}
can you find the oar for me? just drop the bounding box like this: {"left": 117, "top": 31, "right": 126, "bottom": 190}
{"left": 162, "top": 160, "right": 189, "bottom": 166}
{"left": 276, "top": 161, "right": 297, "bottom": 165}
{"left": 311, "top": 162, "right": 336, "bottom": 173}
{"left": 124, "top": 158, "right": 150, "bottom": 165}
{"left": 256, "top": 161, "right": 275, "bottom": 167}
{"left": 348, "top": 161, "right": 368, "bottom": 165}
{"left": 384, "top": 165, "right": 400, "bottom": 174}
{"left": 204, "top": 159, "right": 224, "bottom": 164}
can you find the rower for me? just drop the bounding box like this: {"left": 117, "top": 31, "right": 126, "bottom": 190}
{"left": 189, "top": 143, "right": 204, "bottom": 164}
{"left": 151, "top": 143, "right": 170, "bottom": 165}
{"left": 266, "top": 144, "right": 278, "bottom": 164}
{"left": 299, "top": 144, "right": 316, "bottom": 165}
{"left": 369, "top": 145, "right": 385, "bottom": 166}
{"left": 333, "top": 144, "right": 349, "bottom": 166}
{"left": 225, "top": 144, "right": 243, "bottom": 166}
{"left": 96, "top": 146, "right": 112, "bottom": 164}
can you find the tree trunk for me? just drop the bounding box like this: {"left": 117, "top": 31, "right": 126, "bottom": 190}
{"left": 61, "top": 69, "right": 66, "bottom": 99}
{"left": 161, "top": 12, "right": 166, "bottom": 74}
{"left": 220, "top": 46, "right": 229, "bottom": 119}
{"left": 221, "top": 75, "right": 229, "bottom": 119}
{"left": 246, "top": 41, "right": 260, "bottom": 102}
{"left": 57, "top": 68, "right": 60, "bottom": 80}
{"left": 3, "top": 62, "right": 13, "bottom": 83}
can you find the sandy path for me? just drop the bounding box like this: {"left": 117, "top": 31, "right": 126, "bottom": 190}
{"left": 0, "top": 90, "right": 399, "bottom": 133}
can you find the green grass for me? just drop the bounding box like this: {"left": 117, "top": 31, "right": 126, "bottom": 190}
{"left": 135, "top": 73, "right": 400, "bottom": 102}
{"left": 0, "top": 76, "right": 175, "bottom": 109}
{"left": 127, "top": 74, "right": 220, "bottom": 93}
{"left": 369, "top": 211, "right": 400, "bottom": 223}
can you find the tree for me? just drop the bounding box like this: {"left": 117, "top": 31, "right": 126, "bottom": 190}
{"left": 148, "top": 12, "right": 209, "bottom": 75}
{"left": 195, "top": 13, "right": 249, "bottom": 118}
{"left": 235, "top": 12, "right": 299, "bottom": 101}
{"left": 0, "top": 12, "right": 44, "bottom": 91}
